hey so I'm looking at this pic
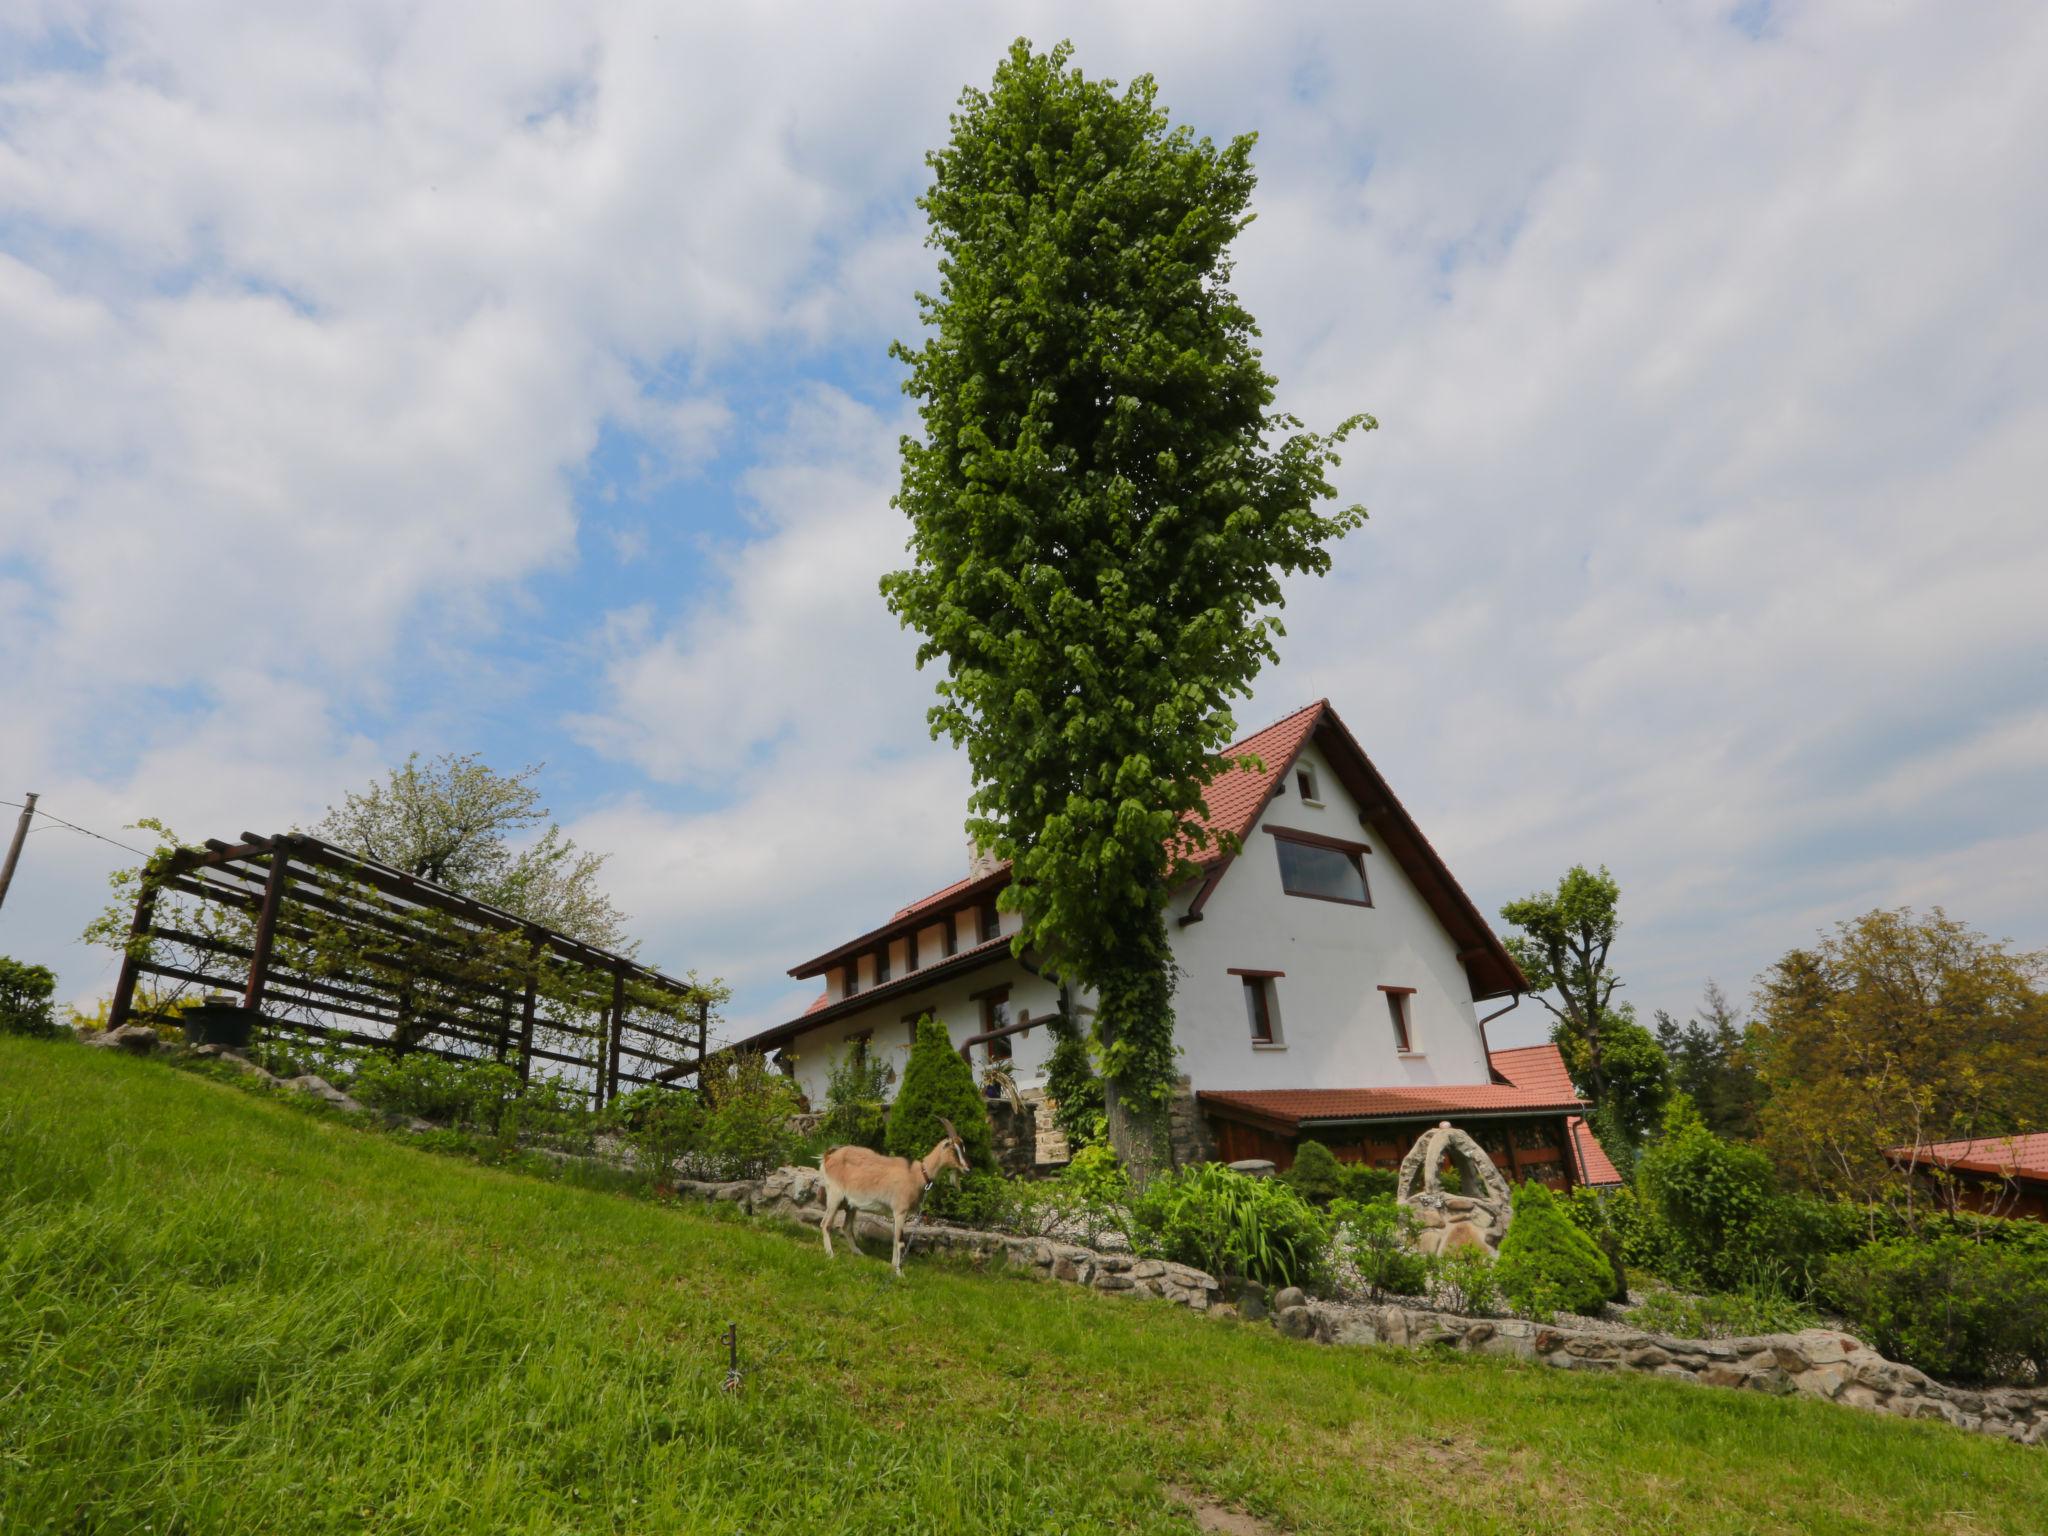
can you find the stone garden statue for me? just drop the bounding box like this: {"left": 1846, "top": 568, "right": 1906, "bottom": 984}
{"left": 1396, "top": 1121, "right": 1514, "bottom": 1256}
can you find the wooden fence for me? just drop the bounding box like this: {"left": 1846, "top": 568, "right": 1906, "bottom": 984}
{"left": 107, "top": 831, "right": 712, "bottom": 1105}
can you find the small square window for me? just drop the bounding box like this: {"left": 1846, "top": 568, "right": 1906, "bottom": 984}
{"left": 1295, "top": 765, "right": 1322, "bottom": 803}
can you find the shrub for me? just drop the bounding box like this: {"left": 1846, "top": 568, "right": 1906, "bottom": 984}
{"left": 886, "top": 1014, "right": 994, "bottom": 1171}
{"left": 820, "top": 1049, "right": 890, "bottom": 1151}
{"left": 1426, "top": 1246, "right": 1500, "bottom": 1315}
{"left": 600, "top": 1085, "right": 704, "bottom": 1181}
{"left": 1635, "top": 1095, "right": 1784, "bottom": 1290}
{"left": 1332, "top": 1196, "right": 1428, "bottom": 1298}
{"left": 0, "top": 956, "right": 61, "bottom": 1039}
{"left": 1130, "top": 1165, "right": 1331, "bottom": 1290}
{"left": 1042, "top": 1002, "right": 1104, "bottom": 1148}
{"left": 1495, "top": 1180, "right": 1614, "bottom": 1316}
{"left": 352, "top": 1052, "right": 522, "bottom": 1129}
{"left": 928, "top": 1168, "right": 1024, "bottom": 1228}
{"left": 1283, "top": 1143, "right": 1399, "bottom": 1208}
{"left": 1060, "top": 1143, "right": 1129, "bottom": 1206}
{"left": 1822, "top": 1237, "right": 2048, "bottom": 1386}
{"left": 698, "top": 1051, "right": 803, "bottom": 1179}
{"left": 1627, "top": 1285, "right": 1819, "bottom": 1340}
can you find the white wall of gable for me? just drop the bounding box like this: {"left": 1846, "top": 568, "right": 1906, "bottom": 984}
{"left": 1168, "top": 744, "right": 1495, "bottom": 1092}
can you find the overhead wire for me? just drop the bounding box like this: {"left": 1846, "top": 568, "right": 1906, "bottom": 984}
{"left": 0, "top": 798, "right": 153, "bottom": 859}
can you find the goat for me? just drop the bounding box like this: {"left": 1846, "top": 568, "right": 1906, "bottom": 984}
{"left": 818, "top": 1117, "right": 970, "bottom": 1275}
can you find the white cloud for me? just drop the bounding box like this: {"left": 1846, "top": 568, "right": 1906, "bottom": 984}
{"left": 4, "top": 1, "right": 2045, "bottom": 1050}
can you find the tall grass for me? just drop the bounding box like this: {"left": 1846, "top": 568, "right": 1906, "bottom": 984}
{"left": 3, "top": 1037, "right": 2042, "bottom": 1535}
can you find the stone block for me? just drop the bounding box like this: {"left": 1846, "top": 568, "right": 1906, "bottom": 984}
{"left": 1275, "top": 1306, "right": 1316, "bottom": 1340}
{"left": 1273, "top": 1286, "right": 1307, "bottom": 1313}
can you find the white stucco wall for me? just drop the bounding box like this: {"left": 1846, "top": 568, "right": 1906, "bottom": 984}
{"left": 1167, "top": 741, "right": 1495, "bottom": 1093}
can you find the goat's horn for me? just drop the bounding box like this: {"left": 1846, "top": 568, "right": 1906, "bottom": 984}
{"left": 938, "top": 1116, "right": 958, "bottom": 1138}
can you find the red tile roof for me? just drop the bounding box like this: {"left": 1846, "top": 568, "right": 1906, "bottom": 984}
{"left": 1488, "top": 1043, "right": 1577, "bottom": 1098}
{"left": 1888, "top": 1133, "right": 2048, "bottom": 1182}
{"left": 1488, "top": 1042, "right": 1622, "bottom": 1186}
{"left": 1199, "top": 1082, "right": 1586, "bottom": 1127}
{"left": 853, "top": 702, "right": 1326, "bottom": 944}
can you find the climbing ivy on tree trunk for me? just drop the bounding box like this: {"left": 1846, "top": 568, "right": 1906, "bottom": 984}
{"left": 881, "top": 39, "right": 1370, "bottom": 1182}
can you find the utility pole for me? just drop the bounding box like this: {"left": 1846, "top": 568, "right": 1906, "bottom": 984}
{"left": 0, "top": 792, "right": 37, "bottom": 914}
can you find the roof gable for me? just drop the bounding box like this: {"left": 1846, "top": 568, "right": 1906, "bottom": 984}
{"left": 781, "top": 697, "right": 1527, "bottom": 999}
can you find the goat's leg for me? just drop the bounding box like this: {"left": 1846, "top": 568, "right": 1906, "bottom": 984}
{"left": 820, "top": 1190, "right": 840, "bottom": 1258}
{"left": 890, "top": 1209, "right": 905, "bottom": 1276}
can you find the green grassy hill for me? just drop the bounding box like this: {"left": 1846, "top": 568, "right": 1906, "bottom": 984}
{"left": 3, "top": 1038, "right": 2043, "bottom": 1536}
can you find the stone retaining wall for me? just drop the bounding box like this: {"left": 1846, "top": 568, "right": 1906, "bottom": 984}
{"left": 684, "top": 1165, "right": 2048, "bottom": 1445}
{"left": 1265, "top": 1294, "right": 2048, "bottom": 1445}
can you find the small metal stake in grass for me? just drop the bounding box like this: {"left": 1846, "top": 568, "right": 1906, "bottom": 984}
{"left": 721, "top": 1322, "right": 741, "bottom": 1393}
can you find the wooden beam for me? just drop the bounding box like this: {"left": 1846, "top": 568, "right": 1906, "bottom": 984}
{"left": 241, "top": 851, "right": 292, "bottom": 1014}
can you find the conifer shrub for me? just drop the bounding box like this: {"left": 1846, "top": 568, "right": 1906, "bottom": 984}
{"left": 1495, "top": 1179, "right": 1615, "bottom": 1317}
{"left": 1283, "top": 1140, "right": 1397, "bottom": 1206}
{"left": 885, "top": 1014, "right": 994, "bottom": 1170}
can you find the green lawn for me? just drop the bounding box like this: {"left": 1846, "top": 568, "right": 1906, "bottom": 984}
{"left": 2, "top": 1038, "right": 2043, "bottom": 1535}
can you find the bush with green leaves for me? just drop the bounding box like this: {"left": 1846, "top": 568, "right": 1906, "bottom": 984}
{"left": 1130, "top": 1165, "right": 1331, "bottom": 1290}
{"left": 697, "top": 1052, "right": 803, "bottom": 1180}
{"left": 600, "top": 1085, "right": 704, "bottom": 1181}
{"left": 1041, "top": 1008, "right": 1105, "bottom": 1149}
{"left": 351, "top": 1052, "right": 523, "bottom": 1129}
{"left": 885, "top": 1014, "right": 994, "bottom": 1171}
{"left": 1425, "top": 1246, "right": 1501, "bottom": 1315}
{"left": 820, "top": 1048, "right": 890, "bottom": 1151}
{"left": 1494, "top": 1179, "right": 1615, "bottom": 1317}
{"left": 1822, "top": 1236, "right": 2048, "bottom": 1386}
{"left": 1635, "top": 1094, "right": 1786, "bottom": 1290}
{"left": 1627, "top": 1285, "right": 1819, "bottom": 1340}
{"left": 0, "top": 956, "right": 61, "bottom": 1039}
{"left": 1332, "top": 1196, "right": 1428, "bottom": 1298}
{"left": 1282, "top": 1140, "right": 1396, "bottom": 1207}
{"left": 1060, "top": 1143, "right": 1129, "bottom": 1206}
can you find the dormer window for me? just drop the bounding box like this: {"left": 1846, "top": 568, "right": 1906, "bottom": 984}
{"left": 876, "top": 946, "right": 891, "bottom": 986}
{"left": 1295, "top": 764, "right": 1323, "bottom": 805}
{"left": 842, "top": 966, "right": 858, "bottom": 999}
{"left": 979, "top": 901, "right": 1000, "bottom": 943}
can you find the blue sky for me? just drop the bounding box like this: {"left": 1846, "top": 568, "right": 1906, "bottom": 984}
{"left": 2, "top": 1, "right": 2045, "bottom": 1050}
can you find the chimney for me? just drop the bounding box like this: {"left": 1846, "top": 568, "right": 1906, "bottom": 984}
{"left": 967, "top": 834, "right": 1001, "bottom": 879}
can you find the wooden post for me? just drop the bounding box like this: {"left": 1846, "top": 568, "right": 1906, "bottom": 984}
{"left": 241, "top": 845, "right": 291, "bottom": 1014}
{"left": 516, "top": 935, "right": 541, "bottom": 1086}
{"left": 0, "top": 791, "right": 37, "bottom": 913}
{"left": 602, "top": 963, "right": 626, "bottom": 1106}
{"left": 107, "top": 876, "right": 159, "bottom": 1030}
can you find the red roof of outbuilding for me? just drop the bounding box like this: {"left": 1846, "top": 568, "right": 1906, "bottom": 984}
{"left": 1487, "top": 1042, "right": 1623, "bottom": 1186}
{"left": 1199, "top": 1083, "right": 1585, "bottom": 1127}
{"left": 1888, "top": 1133, "right": 2048, "bottom": 1183}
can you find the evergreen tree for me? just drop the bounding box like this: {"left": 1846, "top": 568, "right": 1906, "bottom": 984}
{"left": 886, "top": 1014, "right": 995, "bottom": 1171}
{"left": 881, "top": 40, "right": 1369, "bottom": 1180}
{"left": 1494, "top": 1179, "right": 1615, "bottom": 1317}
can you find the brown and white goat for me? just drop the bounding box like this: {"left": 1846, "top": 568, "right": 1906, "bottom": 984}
{"left": 818, "top": 1117, "right": 969, "bottom": 1275}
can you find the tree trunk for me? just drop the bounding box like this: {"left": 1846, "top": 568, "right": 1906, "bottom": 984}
{"left": 1104, "top": 1078, "right": 1172, "bottom": 1190}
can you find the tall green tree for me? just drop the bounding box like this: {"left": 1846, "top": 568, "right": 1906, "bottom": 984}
{"left": 1500, "top": 865, "right": 1625, "bottom": 1103}
{"left": 1558, "top": 1005, "right": 1669, "bottom": 1161}
{"left": 881, "top": 41, "right": 1369, "bottom": 1179}
{"left": 310, "top": 752, "right": 630, "bottom": 950}
{"left": 1751, "top": 907, "right": 2048, "bottom": 1208}
{"left": 1653, "top": 980, "right": 1762, "bottom": 1142}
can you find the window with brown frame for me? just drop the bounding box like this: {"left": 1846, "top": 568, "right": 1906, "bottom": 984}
{"left": 1295, "top": 764, "right": 1322, "bottom": 804}
{"left": 980, "top": 987, "right": 1012, "bottom": 1061}
{"left": 979, "top": 900, "right": 1001, "bottom": 943}
{"left": 906, "top": 929, "right": 919, "bottom": 971}
{"left": 1384, "top": 989, "right": 1414, "bottom": 1053}
{"left": 848, "top": 1029, "right": 873, "bottom": 1066}
{"left": 1242, "top": 975, "right": 1278, "bottom": 1045}
{"left": 842, "top": 965, "right": 858, "bottom": 999}
{"left": 875, "top": 945, "right": 891, "bottom": 986}
{"left": 1270, "top": 828, "right": 1371, "bottom": 905}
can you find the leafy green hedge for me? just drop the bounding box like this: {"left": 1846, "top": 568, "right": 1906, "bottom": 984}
{"left": 1281, "top": 1140, "right": 1397, "bottom": 1207}
{"left": 1823, "top": 1237, "right": 2048, "bottom": 1386}
{"left": 0, "top": 956, "right": 61, "bottom": 1039}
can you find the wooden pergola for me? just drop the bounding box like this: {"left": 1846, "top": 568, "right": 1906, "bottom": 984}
{"left": 108, "top": 830, "right": 711, "bottom": 1104}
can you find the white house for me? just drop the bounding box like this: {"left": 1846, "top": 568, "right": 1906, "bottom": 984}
{"left": 736, "top": 700, "right": 1615, "bottom": 1187}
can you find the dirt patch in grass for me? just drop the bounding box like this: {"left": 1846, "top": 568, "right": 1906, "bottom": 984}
{"left": 1164, "top": 1484, "right": 1286, "bottom": 1535}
